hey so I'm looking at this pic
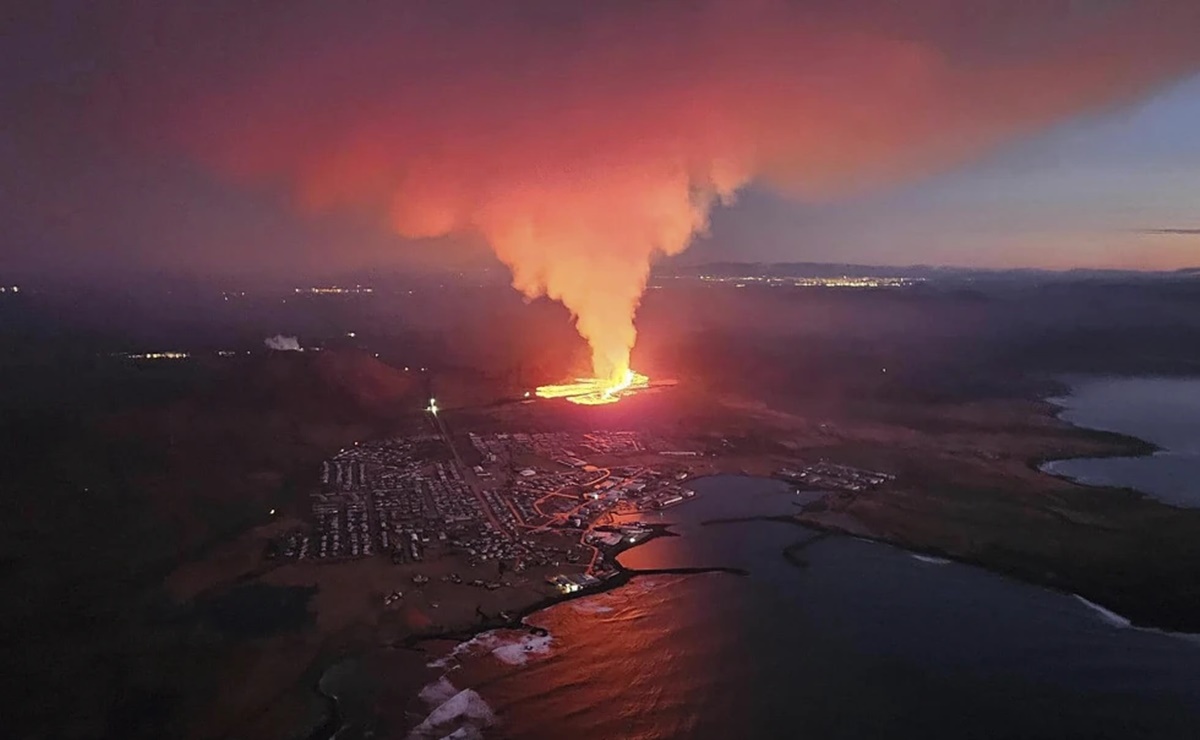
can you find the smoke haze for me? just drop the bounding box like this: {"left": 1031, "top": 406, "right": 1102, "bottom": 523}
{"left": 95, "top": 0, "right": 1200, "bottom": 378}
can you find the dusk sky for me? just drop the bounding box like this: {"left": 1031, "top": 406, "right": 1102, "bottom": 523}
{"left": 697, "top": 71, "right": 1200, "bottom": 271}
{"left": 3, "top": 0, "right": 1199, "bottom": 279}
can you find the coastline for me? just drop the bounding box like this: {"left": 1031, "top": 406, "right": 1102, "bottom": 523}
{"left": 793, "top": 387, "right": 1200, "bottom": 633}
{"left": 320, "top": 451, "right": 1200, "bottom": 737}
{"left": 307, "top": 387, "right": 1200, "bottom": 737}
{"left": 787, "top": 510, "right": 1199, "bottom": 638}
{"left": 708, "top": 506, "right": 1200, "bottom": 641}
{"left": 310, "top": 518, "right": 750, "bottom": 738}
{"left": 1028, "top": 390, "right": 1160, "bottom": 478}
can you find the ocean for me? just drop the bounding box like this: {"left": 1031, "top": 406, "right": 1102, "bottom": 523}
{"left": 413, "top": 475, "right": 1200, "bottom": 740}
{"left": 1043, "top": 376, "right": 1200, "bottom": 508}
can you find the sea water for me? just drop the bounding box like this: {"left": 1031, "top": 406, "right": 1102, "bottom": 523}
{"left": 417, "top": 476, "right": 1200, "bottom": 739}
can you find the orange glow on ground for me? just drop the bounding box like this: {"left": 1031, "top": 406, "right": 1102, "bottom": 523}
{"left": 536, "top": 369, "right": 650, "bottom": 405}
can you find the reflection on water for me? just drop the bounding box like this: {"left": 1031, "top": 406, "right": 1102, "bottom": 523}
{"left": 1046, "top": 376, "right": 1200, "bottom": 507}
{"left": 423, "top": 476, "right": 1200, "bottom": 739}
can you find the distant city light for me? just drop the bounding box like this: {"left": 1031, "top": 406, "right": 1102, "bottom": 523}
{"left": 696, "top": 274, "right": 924, "bottom": 288}
{"left": 119, "top": 351, "right": 190, "bottom": 360}
{"left": 294, "top": 285, "right": 374, "bottom": 295}
{"left": 346, "top": 331, "right": 357, "bottom": 337}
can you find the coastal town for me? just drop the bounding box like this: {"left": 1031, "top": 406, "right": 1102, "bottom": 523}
{"left": 273, "top": 427, "right": 706, "bottom": 595}
{"left": 775, "top": 461, "right": 896, "bottom": 492}
{"left": 268, "top": 408, "right": 904, "bottom": 611}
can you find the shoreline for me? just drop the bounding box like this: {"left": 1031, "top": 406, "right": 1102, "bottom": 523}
{"left": 389, "top": 520, "right": 752, "bottom": 654}
{"left": 792, "top": 385, "right": 1200, "bottom": 632}
{"left": 398, "top": 479, "right": 1200, "bottom": 739}
{"left": 1026, "top": 390, "right": 1160, "bottom": 480}
{"left": 311, "top": 518, "right": 748, "bottom": 739}
{"left": 308, "top": 387, "right": 1200, "bottom": 735}
{"left": 706, "top": 509, "right": 1200, "bottom": 641}
{"left": 397, "top": 432, "right": 1185, "bottom": 646}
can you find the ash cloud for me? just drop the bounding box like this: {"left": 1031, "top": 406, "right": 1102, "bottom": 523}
{"left": 99, "top": 0, "right": 1200, "bottom": 378}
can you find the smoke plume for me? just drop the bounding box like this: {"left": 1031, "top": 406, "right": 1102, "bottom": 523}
{"left": 117, "top": 0, "right": 1200, "bottom": 381}
{"left": 264, "top": 335, "right": 302, "bottom": 352}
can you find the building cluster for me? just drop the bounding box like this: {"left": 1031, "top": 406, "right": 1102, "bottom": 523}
{"left": 469, "top": 431, "right": 697, "bottom": 525}
{"left": 470, "top": 431, "right": 673, "bottom": 468}
{"left": 113, "top": 349, "right": 254, "bottom": 361}
{"left": 776, "top": 461, "right": 896, "bottom": 492}
{"left": 278, "top": 429, "right": 706, "bottom": 592}
{"left": 279, "top": 435, "right": 501, "bottom": 563}
{"left": 549, "top": 573, "right": 600, "bottom": 594}
{"left": 118, "top": 351, "right": 191, "bottom": 360}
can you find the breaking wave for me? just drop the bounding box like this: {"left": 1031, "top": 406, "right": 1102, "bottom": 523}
{"left": 426, "top": 639, "right": 475, "bottom": 669}
{"left": 490, "top": 632, "right": 553, "bottom": 665}
{"left": 407, "top": 682, "right": 496, "bottom": 740}
{"left": 1074, "top": 595, "right": 1132, "bottom": 628}
{"left": 569, "top": 600, "right": 615, "bottom": 615}
{"left": 910, "top": 554, "right": 951, "bottom": 565}
{"left": 418, "top": 676, "right": 460, "bottom": 707}
{"left": 428, "top": 629, "right": 554, "bottom": 670}
{"left": 1074, "top": 594, "right": 1200, "bottom": 646}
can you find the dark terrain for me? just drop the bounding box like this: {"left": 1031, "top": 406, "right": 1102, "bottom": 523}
{"left": 3, "top": 269, "right": 1200, "bottom": 738}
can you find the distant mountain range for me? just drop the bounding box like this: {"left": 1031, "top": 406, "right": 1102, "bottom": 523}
{"left": 658, "top": 262, "right": 1200, "bottom": 282}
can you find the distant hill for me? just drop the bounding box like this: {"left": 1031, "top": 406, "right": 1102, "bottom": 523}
{"left": 659, "top": 261, "right": 1200, "bottom": 283}
{"left": 82, "top": 348, "right": 422, "bottom": 562}
{"left": 213, "top": 348, "right": 419, "bottom": 417}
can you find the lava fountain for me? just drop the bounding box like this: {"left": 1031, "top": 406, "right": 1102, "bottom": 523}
{"left": 536, "top": 369, "right": 650, "bottom": 406}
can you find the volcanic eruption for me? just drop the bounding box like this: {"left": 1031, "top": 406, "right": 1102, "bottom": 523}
{"left": 535, "top": 369, "right": 652, "bottom": 406}
{"left": 117, "top": 1, "right": 1200, "bottom": 405}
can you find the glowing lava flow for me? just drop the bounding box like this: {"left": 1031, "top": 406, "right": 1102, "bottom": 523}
{"left": 536, "top": 369, "right": 650, "bottom": 406}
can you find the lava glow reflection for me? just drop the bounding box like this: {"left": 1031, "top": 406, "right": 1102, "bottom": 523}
{"left": 536, "top": 369, "right": 650, "bottom": 405}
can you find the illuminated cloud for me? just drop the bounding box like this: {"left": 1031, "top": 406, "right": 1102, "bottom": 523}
{"left": 99, "top": 0, "right": 1200, "bottom": 377}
